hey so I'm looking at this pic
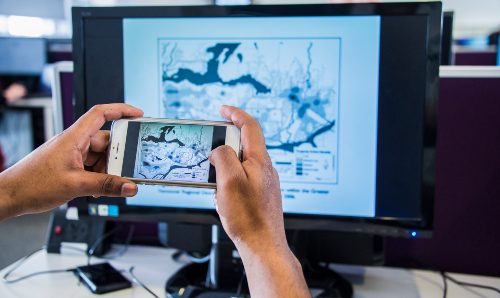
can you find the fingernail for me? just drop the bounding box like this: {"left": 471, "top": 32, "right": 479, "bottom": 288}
{"left": 121, "top": 183, "right": 137, "bottom": 197}
{"left": 220, "top": 105, "right": 229, "bottom": 117}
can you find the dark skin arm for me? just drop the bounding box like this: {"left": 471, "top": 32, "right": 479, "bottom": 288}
{"left": 0, "top": 104, "right": 143, "bottom": 220}
{"left": 210, "top": 106, "right": 310, "bottom": 298}
{"left": 0, "top": 103, "right": 310, "bottom": 297}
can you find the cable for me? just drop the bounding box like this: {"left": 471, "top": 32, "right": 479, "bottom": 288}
{"left": 3, "top": 225, "right": 135, "bottom": 287}
{"left": 442, "top": 272, "right": 500, "bottom": 295}
{"left": 172, "top": 250, "right": 210, "bottom": 264}
{"left": 187, "top": 252, "right": 210, "bottom": 264}
{"left": 4, "top": 269, "right": 74, "bottom": 284}
{"left": 87, "top": 227, "right": 119, "bottom": 265}
{"left": 87, "top": 224, "right": 135, "bottom": 265}
{"left": 404, "top": 257, "right": 500, "bottom": 297}
{"left": 97, "top": 225, "right": 136, "bottom": 261}
{"left": 2, "top": 246, "right": 75, "bottom": 284}
{"left": 440, "top": 271, "right": 448, "bottom": 298}
{"left": 128, "top": 266, "right": 159, "bottom": 298}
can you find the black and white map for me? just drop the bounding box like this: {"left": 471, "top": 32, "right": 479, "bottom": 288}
{"left": 133, "top": 123, "right": 213, "bottom": 182}
{"left": 159, "top": 38, "right": 340, "bottom": 183}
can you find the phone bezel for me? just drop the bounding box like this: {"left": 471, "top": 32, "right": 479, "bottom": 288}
{"left": 107, "top": 117, "right": 241, "bottom": 188}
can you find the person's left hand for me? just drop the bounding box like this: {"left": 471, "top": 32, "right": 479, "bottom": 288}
{"left": 0, "top": 104, "right": 143, "bottom": 220}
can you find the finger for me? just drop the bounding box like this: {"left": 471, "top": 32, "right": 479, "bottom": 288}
{"left": 219, "top": 105, "right": 267, "bottom": 161}
{"left": 84, "top": 151, "right": 102, "bottom": 167}
{"left": 70, "top": 104, "right": 143, "bottom": 142}
{"left": 78, "top": 172, "right": 138, "bottom": 197}
{"left": 92, "top": 155, "right": 108, "bottom": 173}
{"left": 209, "top": 145, "right": 245, "bottom": 185}
{"left": 89, "top": 130, "right": 110, "bottom": 153}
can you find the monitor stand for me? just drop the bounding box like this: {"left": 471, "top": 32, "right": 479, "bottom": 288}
{"left": 165, "top": 226, "right": 353, "bottom": 298}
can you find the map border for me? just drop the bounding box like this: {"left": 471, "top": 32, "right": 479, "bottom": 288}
{"left": 156, "top": 36, "right": 342, "bottom": 186}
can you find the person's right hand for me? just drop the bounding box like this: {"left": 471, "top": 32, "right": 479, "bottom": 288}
{"left": 209, "top": 105, "right": 286, "bottom": 250}
{"left": 209, "top": 105, "right": 310, "bottom": 298}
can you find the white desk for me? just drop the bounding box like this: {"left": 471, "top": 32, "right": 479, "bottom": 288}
{"left": 1, "top": 245, "right": 499, "bottom": 298}
{"left": 8, "top": 97, "right": 54, "bottom": 141}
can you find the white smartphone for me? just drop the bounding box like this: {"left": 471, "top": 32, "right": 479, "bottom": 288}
{"left": 107, "top": 118, "right": 241, "bottom": 188}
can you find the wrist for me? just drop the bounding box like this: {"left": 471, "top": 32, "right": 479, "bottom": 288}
{"left": 234, "top": 232, "right": 296, "bottom": 265}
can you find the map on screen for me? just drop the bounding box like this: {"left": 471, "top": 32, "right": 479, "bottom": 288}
{"left": 133, "top": 122, "right": 213, "bottom": 182}
{"left": 158, "top": 39, "right": 340, "bottom": 184}
{"left": 123, "top": 16, "right": 380, "bottom": 216}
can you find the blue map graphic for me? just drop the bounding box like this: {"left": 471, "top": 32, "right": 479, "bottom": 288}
{"left": 159, "top": 38, "right": 340, "bottom": 183}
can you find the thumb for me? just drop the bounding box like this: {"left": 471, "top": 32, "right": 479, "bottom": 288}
{"left": 79, "top": 172, "right": 138, "bottom": 197}
{"left": 209, "top": 145, "right": 244, "bottom": 186}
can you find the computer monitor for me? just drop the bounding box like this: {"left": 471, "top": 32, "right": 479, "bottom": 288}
{"left": 71, "top": 2, "right": 441, "bottom": 237}
{"left": 51, "top": 61, "right": 74, "bottom": 134}
{"left": 0, "top": 37, "right": 46, "bottom": 75}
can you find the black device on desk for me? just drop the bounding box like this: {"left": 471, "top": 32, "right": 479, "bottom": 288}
{"left": 74, "top": 262, "right": 132, "bottom": 294}
{"left": 71, "top": 2, "right": 441, "bottom": 297}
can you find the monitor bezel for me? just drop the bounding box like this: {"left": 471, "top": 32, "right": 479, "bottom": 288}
{"left": 51, "top": 61, "right": 74, "bottom": 134}
{"left": 72, "top": 2, "right": 441, "bottom": 238}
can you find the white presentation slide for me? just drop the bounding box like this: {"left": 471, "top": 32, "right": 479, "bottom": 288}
{"left": 123, "top": 16, "right": 380, "bottom": 217}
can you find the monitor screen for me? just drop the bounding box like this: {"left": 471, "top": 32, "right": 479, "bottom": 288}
{"left": 123, "top": 16, "right": 379, "bottom": 217}
{"left": 73, "top": 3, "right": 440, "bottom": 234}
{"left": 0, "top": 37, "right": 46, "bottom": 75}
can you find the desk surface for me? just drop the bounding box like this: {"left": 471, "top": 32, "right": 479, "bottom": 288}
{"left": 1, "top": 245, "right": 499, "bottom": 298}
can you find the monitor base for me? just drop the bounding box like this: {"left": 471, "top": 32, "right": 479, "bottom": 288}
{"left": 164, "top": 261, "right": 353, "bottom": 298}
{"left": 165, "top": 262, "right": 248, "bottom": 298}
{"left": 302, "top": 261, "right": 353, "bottom": 298}
{"left": 165, "top": 226, "right": 353, "bottom": 297}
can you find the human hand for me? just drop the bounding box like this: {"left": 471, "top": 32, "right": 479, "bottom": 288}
{"left": 209, "top": 105, "right": 287, "bottom": 251}
{"left": 209, "top": 106, "right": 310, "bottom": 297}
{"left": 3, "top": 83, "right": 27, "bottom": 103}
{"left": 0, "top": 104, "right": 143, "bottom": 220}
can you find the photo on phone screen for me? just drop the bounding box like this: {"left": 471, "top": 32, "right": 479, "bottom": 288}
{"left": 121, "top": 121, "right": 227, "bottom": 184}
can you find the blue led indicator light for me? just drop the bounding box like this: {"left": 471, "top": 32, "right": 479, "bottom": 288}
{"left": 411, "top": 231, "right": 417, "bottom": 237}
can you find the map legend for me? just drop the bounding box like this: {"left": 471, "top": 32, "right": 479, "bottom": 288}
{"left": 296, "top": 158, "right": 303, "bottom": 176}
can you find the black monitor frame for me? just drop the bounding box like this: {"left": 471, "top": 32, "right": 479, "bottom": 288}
{"left": 441, "top": 11, "right": 454, "bottom": 65}
{"left": 72, "top": 2, "right": 441, "bottom": 238}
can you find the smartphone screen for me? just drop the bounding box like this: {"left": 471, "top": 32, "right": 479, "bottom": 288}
{"left": 121, "top": 121, "right": 227, "bottom": 184}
